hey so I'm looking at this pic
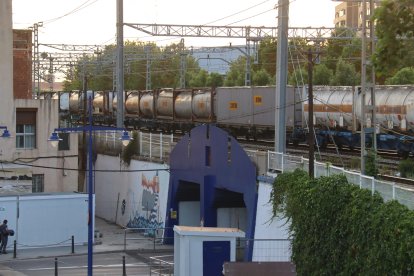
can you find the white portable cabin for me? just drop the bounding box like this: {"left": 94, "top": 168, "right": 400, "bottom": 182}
{"left": 174, "top": 225, "right": 244, "bottom": 276}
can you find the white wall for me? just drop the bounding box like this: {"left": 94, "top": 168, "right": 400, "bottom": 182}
{"left": 217, "top": 208, "right": 247, "bottom": 232}
{"left": 94, "top": 154, "right": 169, "bottom": 229}
{"left": 0, "top": 193, "right": 89, "bottom": 249}
{"left": 254, "top": 181, "right": 291, "bottom": 261}
{"left": 178, "top": 201, "right": 200, "bottom": 226}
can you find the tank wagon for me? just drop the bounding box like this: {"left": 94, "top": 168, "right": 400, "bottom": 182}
{"left": 51, "top": 85, "right": 414, "bottom": 157}
{"left": 57, "top": 86, "right": 302, "bottom": 138}
{"left": 305, "top": 85, "right": 414, "bottom": 132}
{"left": 300, "top": 85, "right": 414, "bottom": 156}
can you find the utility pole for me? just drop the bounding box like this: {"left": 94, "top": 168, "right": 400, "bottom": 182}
{"left": 145, "top": 45, "right": 151, "bottom": 90}
{"left": 116, "top": 0, "right": 124, "bottom": 128}
{"left": 179, "top": 39, "right": 187, "bottom": 88}
{"left": 307, "top": 49, "right": 315, "bottom": 179}
{"left": 360, "top": 0, "right": 377, "bottom": 174}
{"left": 332, "top": 0, "right": 378, "bottom": 175}
{"left": 31, "top": 22, "right": 42, "bottom": 98}
{"left": 275, "top": 0, "right": 289, "bottom": 153}
{"left": 306, "top": 46, "right": 322, "bottom": 179}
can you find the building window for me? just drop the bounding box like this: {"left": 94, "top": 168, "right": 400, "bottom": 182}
{"left": 32, "top": 174, "right": 44, "bottom": 192}
{"left": 16, "top": 108, "right": 37, "bottom": 149}
{"left": 16, "top": 124, "right": 36, "bottom": 149}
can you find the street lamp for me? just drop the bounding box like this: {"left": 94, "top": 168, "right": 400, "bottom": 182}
{"left": 0, "top": 126, "right": 11, "bottom": 138}
{"left": 48, "top": 96, "right": 131, "bottom": 276}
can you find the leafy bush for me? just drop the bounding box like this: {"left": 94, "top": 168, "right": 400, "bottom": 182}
{"left": 399, "top": 159, "right": 414, "bottom": 179}
{"left": 365, "top": 149, "right": 379, "bottom": 177}
{"left": 121, "top": 131, "right": 138, "bottom": 166}
{"left": 270, "top": 169, "right": 414, "bottom": 275}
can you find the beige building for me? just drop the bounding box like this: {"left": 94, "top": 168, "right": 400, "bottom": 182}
{"left": 334, "top": 1, "right": 379, "bottom": 29}
{"left": 0, "top": 0, "right": 78, "bottom": 194}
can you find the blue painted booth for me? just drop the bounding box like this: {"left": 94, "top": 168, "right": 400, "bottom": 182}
{"left": 165, "top": 124, "right": 257, "bottom": 260}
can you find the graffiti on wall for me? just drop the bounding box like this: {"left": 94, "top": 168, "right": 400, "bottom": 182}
{"left": 126, "top": 173, "right": 163, "bottom": 236}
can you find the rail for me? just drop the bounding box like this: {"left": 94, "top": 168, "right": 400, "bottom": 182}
{"left": 268, "top": 151, "right": 414, "bottom": 210}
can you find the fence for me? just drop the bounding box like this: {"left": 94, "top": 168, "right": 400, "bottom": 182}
{"left": 123, "top": 227, "right": 174, "bottom": 251}
{"left": 92, "top": 131, "right": 176, "bottom": 162}
{"left": 268, "top": 151, "right": 414, "bottom": 210}
{"left": 237, "top": 238, "right": 292, "bottom": 262}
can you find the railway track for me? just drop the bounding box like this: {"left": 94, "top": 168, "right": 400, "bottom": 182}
{"left": 134, "top": 130, "right": 407, "bottom": 181}
{"left": 238, "top": 139, "right": 403, "bottom": 174}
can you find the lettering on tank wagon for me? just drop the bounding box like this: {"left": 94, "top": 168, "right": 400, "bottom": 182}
{"left": 229, "top": 101, "right": 238, "bottom": 110}
{"left": 304, "top": 104, "right": 407, "bottom": 114}
{"left": 254, "top": 96, "right": 262, "bottom": 106}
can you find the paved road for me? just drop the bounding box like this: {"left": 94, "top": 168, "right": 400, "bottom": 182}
{"left": 0, "top": 252, "right": 153, "bottom": 276}
{"left": 0, "top": 217, "right": 174, "bottom": 275}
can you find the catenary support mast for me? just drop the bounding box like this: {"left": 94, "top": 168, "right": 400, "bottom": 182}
{"left": 274, "top": 0, "right": 289, "bottom": 153}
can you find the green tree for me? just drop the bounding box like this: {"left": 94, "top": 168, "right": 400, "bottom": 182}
{"left": 324, "top": 28, "right": 358, "bottom": 72}
{"left": 340, "top": 37, "right": 362, "bottom": 74}
{"left": 385, "top": 67, "right": 414, "bottom": 84}
{"left": 313, "top": 64, "right": 333, "bottom": 85}
{"left": 330, "top": 59, "right": 359, "bottom": 86}
{"left": 224, "top": 56, "right": 246, "bottom": 86}
{"left": 399, "top": 159, "right": 414, "bottom": 178}
{"left": 63, "top": 41, "right": 202, "bottom": 90}
{"left": 188, "top": 69, "right": 208, "bottom": 87}
{"left": 206, "top": 72, "right": 224, "bottom": 88}
{"left": 252, "top": 69, "right": 271, "bottom": 86}
{"left": 257, "top": 37, "right": 277, "bottom": 77}
{"left": 373, "top": 0, "right": 414, "bottom": 77}
{"left": 288, "top": 67, "right": 308, "bottom": 86}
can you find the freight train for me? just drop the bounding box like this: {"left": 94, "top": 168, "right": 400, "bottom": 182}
{"left": 47, "top": 85, "right": 414, "bottom": 157}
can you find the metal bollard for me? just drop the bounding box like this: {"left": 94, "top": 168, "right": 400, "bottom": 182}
{"left": 124, "top": 230, "right": 126, "bottom": 251}
{"left": 71, "top": 235, "right": 74, "bottom": 254}
{"left": 122, "top": 255, "right": 126, "bottom": 276}
{"left": 55, "top": 257, "right": 58, "bottom": 276}
{"left": 13, "top": 240, "right": 16, "bottom": 258}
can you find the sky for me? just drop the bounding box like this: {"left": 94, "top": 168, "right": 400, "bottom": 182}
{"left": 12, "top": 0, "right": 339, "bottom": 49}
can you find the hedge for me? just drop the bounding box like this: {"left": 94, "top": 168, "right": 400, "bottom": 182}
{"left": 270, "top": 169, "right": 414, "bottom": 275}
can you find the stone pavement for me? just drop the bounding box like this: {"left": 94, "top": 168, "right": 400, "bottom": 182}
{"left": 0, "top": 216, "right": 173, "bottom": 274}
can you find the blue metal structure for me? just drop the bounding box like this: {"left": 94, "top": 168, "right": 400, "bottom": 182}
{"left": 165, "top": 124, "right": 257, "bottom": 260}
{"left": 48, "top": 97, "right": 130, "bottom": 276}
{"left": 0, "top": 126, "right": 11, "bottom": 138}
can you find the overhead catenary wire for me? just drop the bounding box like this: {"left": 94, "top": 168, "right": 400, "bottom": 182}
{"left": 41, "top": 0, "right": 100, "bottom": 25}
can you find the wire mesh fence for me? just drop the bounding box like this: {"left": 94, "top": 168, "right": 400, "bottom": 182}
{"left": 268, "top": 151, "right": 414, "bottom": 210}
